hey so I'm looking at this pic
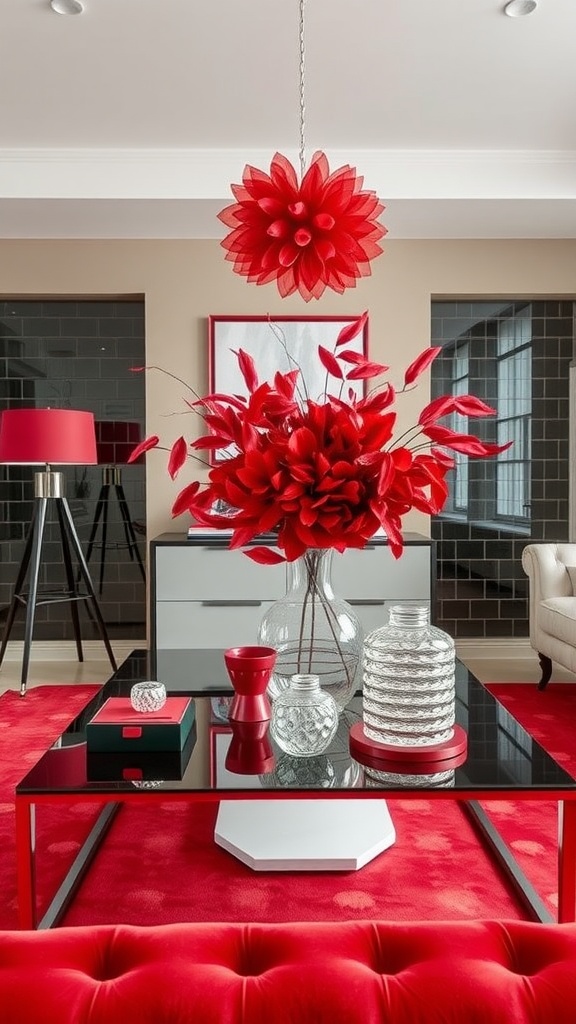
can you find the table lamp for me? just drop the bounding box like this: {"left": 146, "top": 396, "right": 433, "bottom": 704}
{"left": 84, "top": 420, "right": 145, "bottom": 594}
{"left": 0, "top": 408, "right": 117, "bottom": 696}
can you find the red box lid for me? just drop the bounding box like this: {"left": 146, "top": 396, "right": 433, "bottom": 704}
{"left": 88, "top": 696, "right": 191, "bottom": 726}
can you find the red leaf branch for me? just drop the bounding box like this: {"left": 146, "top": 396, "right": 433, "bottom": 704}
{"left": 130, "top": 313, "right": 511, "bottom": 561}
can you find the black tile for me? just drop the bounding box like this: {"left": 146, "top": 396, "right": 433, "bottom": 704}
{"left": 455, "top": 619, "right": 485, "bottom": 638}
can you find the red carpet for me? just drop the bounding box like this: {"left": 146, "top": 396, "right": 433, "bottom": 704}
{"left": 0, "top": 685, "right": 102, "bottom": 929}
{"left": 0, "top": 682, "right": 572, "bottom": 928}
{"left": 61, "top": 798, "right": 528, "bottom": 926}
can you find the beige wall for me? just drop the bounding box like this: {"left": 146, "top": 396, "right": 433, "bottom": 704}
{"left": 1, "top": 237, "right": 575, "bottom": 543}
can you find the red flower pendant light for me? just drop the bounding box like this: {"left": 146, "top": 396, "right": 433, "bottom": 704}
{"left": 218, "top": 151, "right": 387, "bottom": 302}
{"left": 218, "top": 0, "right": 386, "bottom": 301}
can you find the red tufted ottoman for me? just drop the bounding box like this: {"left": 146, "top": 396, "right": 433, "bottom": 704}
{"left": 1, "top": 919, "right": 576, "bottom": 1022}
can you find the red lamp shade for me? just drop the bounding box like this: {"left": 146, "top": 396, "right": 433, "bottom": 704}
{"left": 0, "top": 408, "right": 97, "bottom": 465}
{"left": 95, "top": 421, "right": 142, "bottom": 465}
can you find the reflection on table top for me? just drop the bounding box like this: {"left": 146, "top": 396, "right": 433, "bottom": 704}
{"left": 16, "top": 649, "right": 576, "bottom": 798}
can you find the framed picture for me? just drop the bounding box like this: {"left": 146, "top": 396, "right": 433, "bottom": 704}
{"left": 208, "top": 315, "right": 369, "bottom": 462}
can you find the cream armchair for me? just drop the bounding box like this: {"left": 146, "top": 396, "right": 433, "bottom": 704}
{"left": 521, "top": 543, "right": 576, "bottom": 689}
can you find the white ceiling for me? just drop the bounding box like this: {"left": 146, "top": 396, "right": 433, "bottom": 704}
{"left": 2, "top": 0, "right": 576, "bottom": 239}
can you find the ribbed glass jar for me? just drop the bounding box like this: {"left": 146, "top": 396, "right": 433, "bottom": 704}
{"left": 362, "top": 604, "right": 455, "bottom": 746}
{"left": 270, "top": 673, "right": 339, "bottom": 757}
{"left": 364, "top": 767, "right": 455, "bottom": 788}
{"left": 258, "top": 548, "right": 362, "bottom": 710}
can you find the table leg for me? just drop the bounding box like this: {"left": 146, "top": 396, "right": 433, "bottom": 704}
{"left": 15, "top": 798, "right": 36, "bottom": 929}
{"left": 558, "top": 800, "right": 576, "bottom": 923}
{"left": 463, "top": 800, "right": 553, "bottom": 923}
{"left": 36, "top": 803, "right": 120, "bottom": 930}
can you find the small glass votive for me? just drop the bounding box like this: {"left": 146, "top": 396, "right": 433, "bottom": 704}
{"left": 130, "top": 680, "right": 167, "bottom": 713}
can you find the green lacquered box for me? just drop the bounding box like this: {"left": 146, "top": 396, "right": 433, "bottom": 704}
{"left": 86, "top": 726, "right": 197, "bottom": 781}
{"left": 86, "top": 696, "right": 195, "bottom": 752}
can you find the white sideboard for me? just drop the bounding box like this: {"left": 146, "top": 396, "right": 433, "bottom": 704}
{"left": 150, "top": 532, "right": 435, "bottom": 658}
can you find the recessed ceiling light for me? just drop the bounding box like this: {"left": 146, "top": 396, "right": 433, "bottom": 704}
{"left": 504, "top": 0, "right": 538, "bottom": 16}
{"left": 50, "top": 0, "right": 84, "bottom": 13}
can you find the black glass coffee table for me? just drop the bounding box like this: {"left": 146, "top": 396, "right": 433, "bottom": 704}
{"left": 15, "top": 649, "right": 576, "bottom": 929}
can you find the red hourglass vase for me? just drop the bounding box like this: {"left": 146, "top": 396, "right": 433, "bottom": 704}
{"left": 224, "top": 645, "right": 277, "bottom": 723}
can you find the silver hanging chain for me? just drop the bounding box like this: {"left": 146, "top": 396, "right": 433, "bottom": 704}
{"left": 298, "top": 0, "right": 306, "bottom": 178}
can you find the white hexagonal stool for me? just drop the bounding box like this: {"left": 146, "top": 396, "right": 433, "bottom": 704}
{"left": 214, "top": 800, "right": 396, "bottom": 871}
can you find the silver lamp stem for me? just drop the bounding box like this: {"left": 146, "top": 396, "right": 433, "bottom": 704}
{"left": 34, "top": 467, "right": 65, "bottom": 499}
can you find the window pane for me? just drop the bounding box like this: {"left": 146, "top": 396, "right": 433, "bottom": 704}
{"left": 496, "top": 306, "right": 532, "bottom": 521}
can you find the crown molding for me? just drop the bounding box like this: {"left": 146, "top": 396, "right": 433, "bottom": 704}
{"left": 1, "top": 148, "right": 576, "bottom": 201}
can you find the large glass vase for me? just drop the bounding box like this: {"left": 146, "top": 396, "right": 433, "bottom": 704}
{"left": 257, "top": 548, "right": 362, "bottom": 710}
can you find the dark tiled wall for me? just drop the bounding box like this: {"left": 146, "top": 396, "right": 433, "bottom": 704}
{"left": 0, "top": 299, "right": 146, "bottom": 641}
{"left": 431, "top": 300, "right": 573, "bottom": 640}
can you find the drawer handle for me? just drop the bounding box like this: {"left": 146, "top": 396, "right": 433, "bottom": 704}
{"left": 348, "top": 599, "right": 386, "bottom": 606}
{"left": 201, "top": 600, "right": 263, "bottom": 607}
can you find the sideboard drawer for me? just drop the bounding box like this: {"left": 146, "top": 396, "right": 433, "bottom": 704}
{"left": 332, "top": 546, "right": 431, "bottom": 601}
{"left": 155, "top": 600, "right": 275, "bottom": 649}
{"left": 155, "top": 545, "right": 285, "bottom": 601}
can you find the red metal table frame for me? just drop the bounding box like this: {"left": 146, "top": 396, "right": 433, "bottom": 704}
{"left": 15, "top": 785, "right": 576, "bottom": 930}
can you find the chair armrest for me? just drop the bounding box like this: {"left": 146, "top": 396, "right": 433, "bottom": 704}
{"left": 521, "top": 543, "right": 575, "bottom": 603}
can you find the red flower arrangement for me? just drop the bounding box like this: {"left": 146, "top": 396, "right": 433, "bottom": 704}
{"left": 218, "top": 152, "right": 386, "bottom": 302}
{"left": 129, "top": 314, "right": 511, "bottom": 565}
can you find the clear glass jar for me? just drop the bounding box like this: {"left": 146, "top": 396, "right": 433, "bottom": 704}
{"left": 270, "top": 673, "right": 339, "bottom": 756}
{"left": 258, "top": 548, "right": 363, "bottom": 710}
{"left": 362, "top": 604, "right": 455, "bottom": 746}
{"left": 260, "top": 751, "right": 337, "bottom": 788}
